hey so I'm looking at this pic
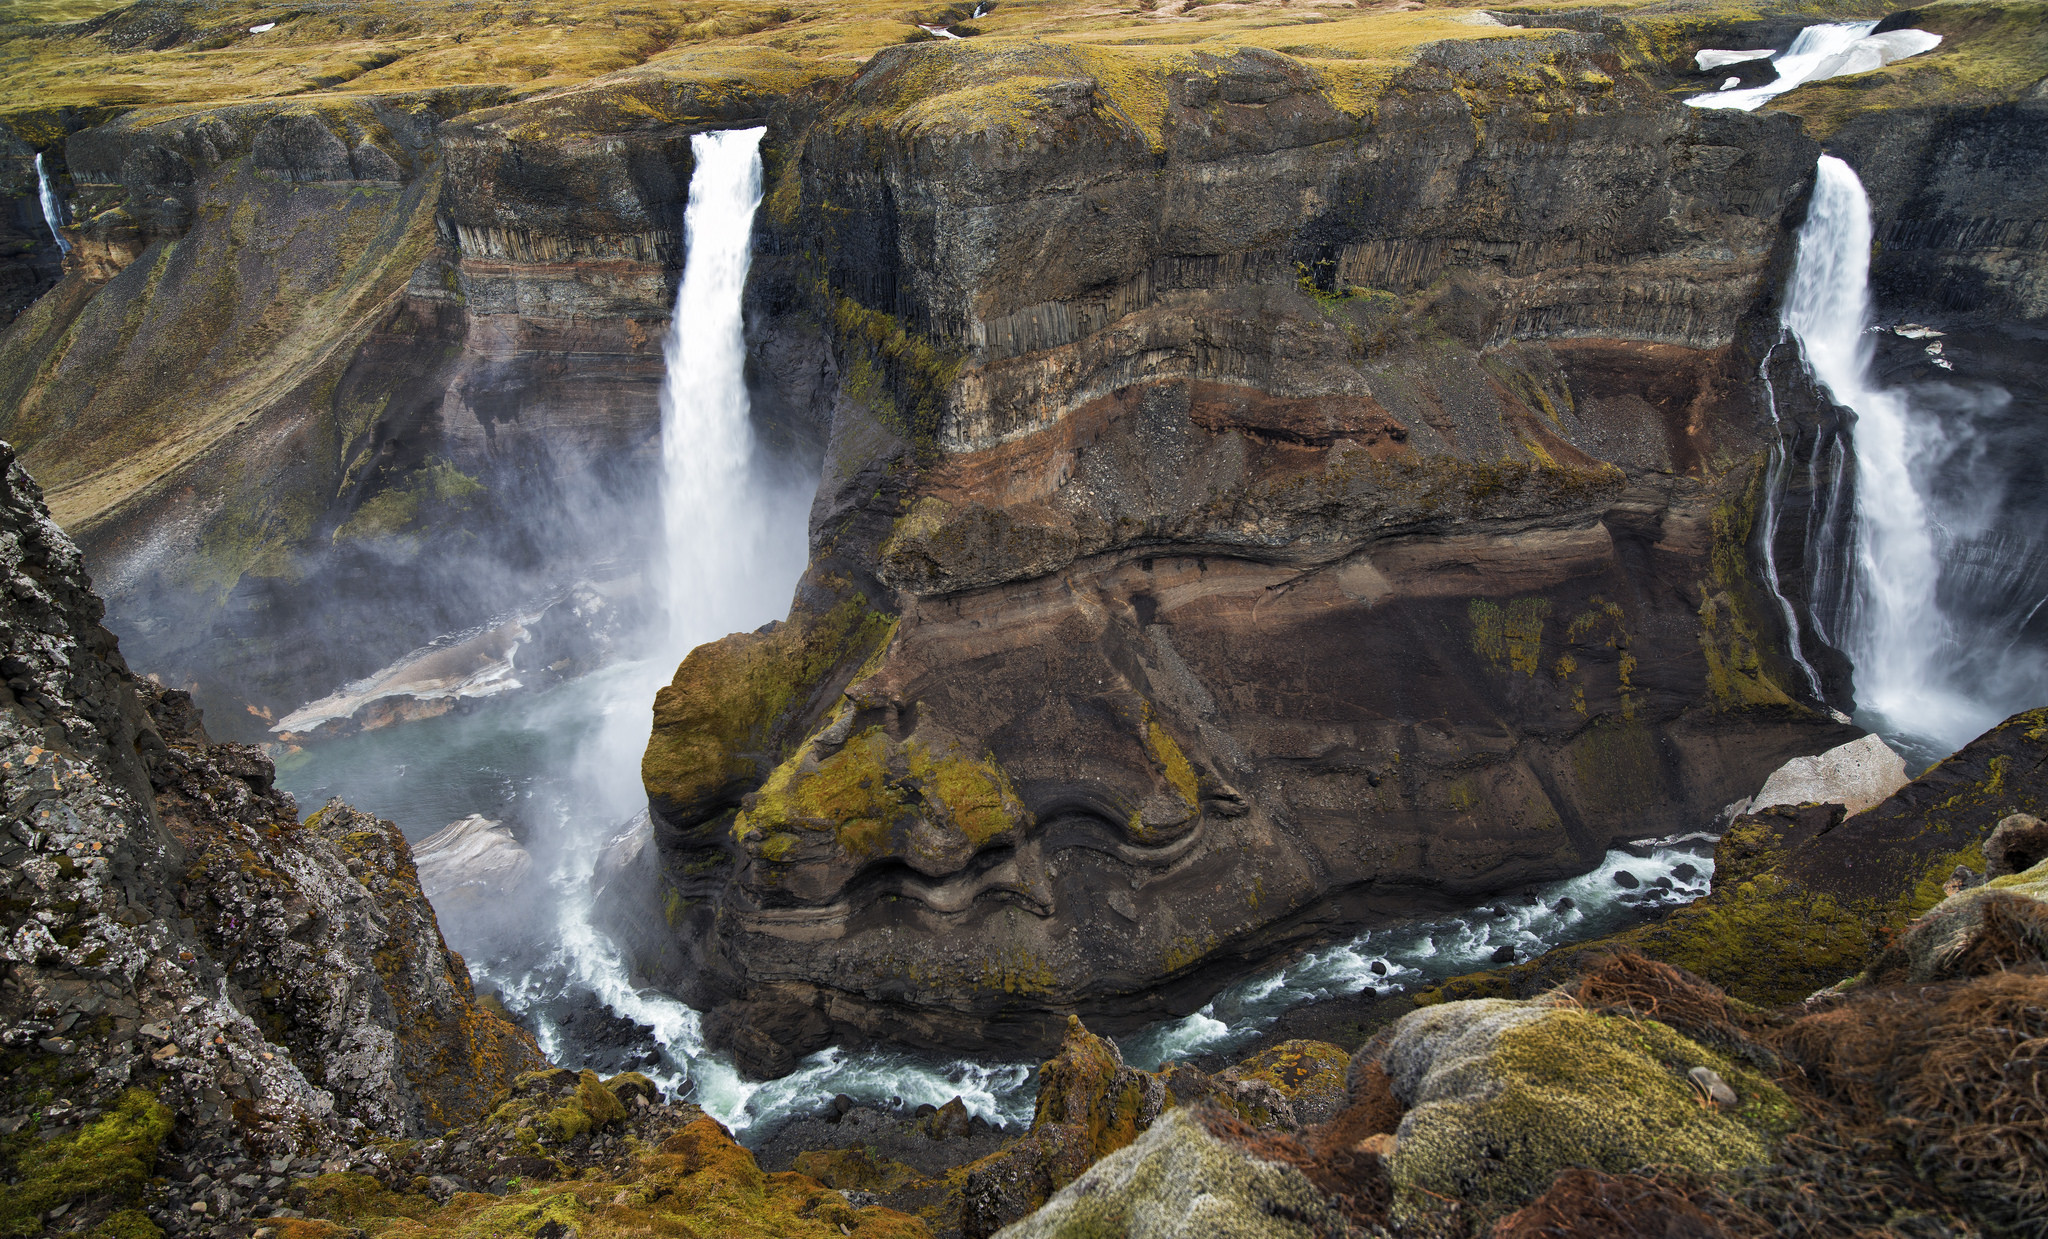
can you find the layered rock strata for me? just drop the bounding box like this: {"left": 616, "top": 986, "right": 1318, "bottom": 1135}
{"left": 639, "top": 31, "right": 1868, "bottom": 1072}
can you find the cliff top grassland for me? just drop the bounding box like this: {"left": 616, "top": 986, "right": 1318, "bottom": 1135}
{"left": 6, "top": 0, "right": 2035, "bottom": 135}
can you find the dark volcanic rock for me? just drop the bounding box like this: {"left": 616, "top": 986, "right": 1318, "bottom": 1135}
{"left": 639, "top": 32, "right": 1860, "bottom": 1072}
{"left": 0, "top": 442, "right": 541, "bottom": 1198}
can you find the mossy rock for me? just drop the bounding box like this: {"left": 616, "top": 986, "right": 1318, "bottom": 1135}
{"left": 739, "top": 722, "right": 1031, "bottom": 867}
{"left": 604, "top": 1071, "right": 659, "bottom": 1107}
{"left": 0, "top": 1089, "right": 171, "bottom": 1239}
{"left": 294, "top": 1115, "right": 929, "bottom": 1239}
{"left": 792, "top": 1146, "right": 930, "bottom": 1194}
{"left": 1377, "top": 1000, "right": 1795, "bottom": 1224}
{"left": 997, "top": 1108, "right": 1346, "bottom": 1239}
{"left": 1209, "top": 1039, "right": 1353, "bottom": 1128}
{"left": 642, "top": 595, "right": 895, "bottom": 828}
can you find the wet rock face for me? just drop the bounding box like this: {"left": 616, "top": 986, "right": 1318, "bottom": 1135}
{"left": 646, "top": 34, "right": 1861, "bottom": 1072}
{"left": 0, "top": 443, "right": 540, "bottom": 1184}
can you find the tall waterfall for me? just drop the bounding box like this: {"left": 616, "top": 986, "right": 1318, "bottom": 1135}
{"left": 1780, "top": 156, "right": 2048, "bottom": 753}
{"left": 657, "top": 126, "right": 807, "bottom": 658}
{"left": 34, "top": 151, "right": 68, "bottom": 255}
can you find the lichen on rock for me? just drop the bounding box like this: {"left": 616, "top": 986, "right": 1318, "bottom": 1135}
{"left": 1369, "top": 999, "right": 1793, "bottom": 1222}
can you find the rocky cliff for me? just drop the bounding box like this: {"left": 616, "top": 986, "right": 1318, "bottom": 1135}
{"left": 2, "top": 0, "right": 2045, "bottom": 1076}
{"left": 639, "top": 22, "right": 1878, "bottom": 1070}
{"left": 0, "top": 439, "right": 542, "bottom": 1232}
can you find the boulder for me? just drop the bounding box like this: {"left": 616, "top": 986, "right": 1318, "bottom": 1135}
{"left": 993, "top": 1108, "right": 1346, "bottom": 1239}
{"left": 1358, "top": 997, "right": 1795, "bottom": 1223}
{"left": 1747, "top": 732, "right": 1909, "bottom": 816}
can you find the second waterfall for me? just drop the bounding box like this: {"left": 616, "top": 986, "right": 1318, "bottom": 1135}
{"left": 1779, "top": 155, "right": 2048, "bottom": 755}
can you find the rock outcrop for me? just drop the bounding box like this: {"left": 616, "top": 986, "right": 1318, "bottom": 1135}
{"left": 1742, "top": 731, "right": 1909, "bottom": 817}
{"left": 0, "top": 441, "right": 541, "bottom": 1230}
{"left": 640, "top": 23, "right": 1877, "bottom": 1070}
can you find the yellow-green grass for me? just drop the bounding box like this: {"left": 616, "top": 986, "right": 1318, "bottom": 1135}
{"left": 0, "top": 0, "right": 1566, "bottom": 126}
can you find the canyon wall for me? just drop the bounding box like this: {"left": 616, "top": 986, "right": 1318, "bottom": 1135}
{"left": 3, "top": 2, "right": 2044, "bottom": 1074}
{"left": 639, "top": 32, "right": 1876, "bottom": 1072}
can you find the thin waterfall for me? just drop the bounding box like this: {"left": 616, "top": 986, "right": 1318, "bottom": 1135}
{"left": 34, "top": 151, "right": 68, "bottom": 255}
{"left": 1754, "top": 341, "right": 1827, "bottom": 703}
{"left": 1780, "top": 155, "right": 2048, "bottom": 753}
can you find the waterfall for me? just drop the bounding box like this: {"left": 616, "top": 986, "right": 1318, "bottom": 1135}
{"left": 1754, "top": 342, "right": 1829, "bottom": 704}
{"left": 656, "top": 126, "right": 808, "bottom": 660}
{"left": 34, "top": 151, "right": 68, "bottom": 255}
{"left": 1780, "top": 156, "right": 2048, "bottom": 753}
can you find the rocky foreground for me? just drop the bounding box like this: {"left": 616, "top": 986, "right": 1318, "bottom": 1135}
{"left": 6, "top": 426, "right": 2048, "bottom": 1236}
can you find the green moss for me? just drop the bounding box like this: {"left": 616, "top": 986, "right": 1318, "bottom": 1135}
{"left": 1619, "top": 873, "right": 1873, "bottom": 1007}
{"left": 1140, "top": 704, "right": 1199, "bottom": 809}
{"left": 793, "top": 1146, "right": 929, "bottom": 1194}
{"left": 826, "top": 294, "right": 964, "bottom": 451}
{"left": 333, "top": 459, "right": 486, "bottom": 544}
{"left": 747, "top": 726, "right": 909, "bottom": 858}
{"left": 642, "top": 594, "right": 897, "bottom": 822}
{"left": 1469, "top": 596, "right": 1551, "bottom": 675}
{"left": 743, "top": 715, "right": 1030, "bottom": 864}
{"left": 1697, "top": 463, "right": 1799, "bottom": 710}
{"left": 909, "top": 743, "right": 1029, "bottom": 847}
{"left": 0, "top": 1090, "right": 172, "bottom": 1239}
{"left": 1391, "top": 1008, "right": 1792, "bottom": 1222}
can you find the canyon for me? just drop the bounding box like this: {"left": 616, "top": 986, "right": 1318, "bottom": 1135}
{"left": 2, "top": 0, "right": 2047, "bottom": 1234}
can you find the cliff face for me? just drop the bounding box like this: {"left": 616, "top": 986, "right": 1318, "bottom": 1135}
{"left": 0, "top": 57, "right": 840, "bottom": 722}
{"left": 636, "top": 31, "right": 1888, "bottom": 1073}
{"left": 0, "top": 441, "right": 541, "bottom": 1167}
{"left": 3, "top": 0, "right": 2043, "bottom": 1077}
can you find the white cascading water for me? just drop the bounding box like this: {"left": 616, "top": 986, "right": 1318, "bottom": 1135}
{"left": 657, "top": 126, "right": 809, "bottom": 656}
{"left": 537, "top": 125, "right": 817, "bottom": 1129}
{"left": 34, "top": 151, "right": 69, "bottom": 255}
{"left": 1754, "top": 342, "right": 1831, "bottom": 706}
{"left": 1779, "top": 155, "right": 2047, "bottom": 753}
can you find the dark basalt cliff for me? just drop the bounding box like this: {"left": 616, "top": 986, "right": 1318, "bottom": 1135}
{"left": 0, "top": 439, "right": 542, "bottom": 1171}
{"left": 635, "top": 32, "right": 1879, "bottom": 1073}
{"left": 2, "top": 0, "right": 2044, "bottom": 1079}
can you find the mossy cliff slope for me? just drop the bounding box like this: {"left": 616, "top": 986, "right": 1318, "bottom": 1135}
{"left": 0, "top": 443, "right": 541, "bottom": 1233}
{"left": 1013, "top": 909, "right": 2048, "bottom": 1239}
{"left": 1419, "top": 706, "right": 2048, "bottom": 1011}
